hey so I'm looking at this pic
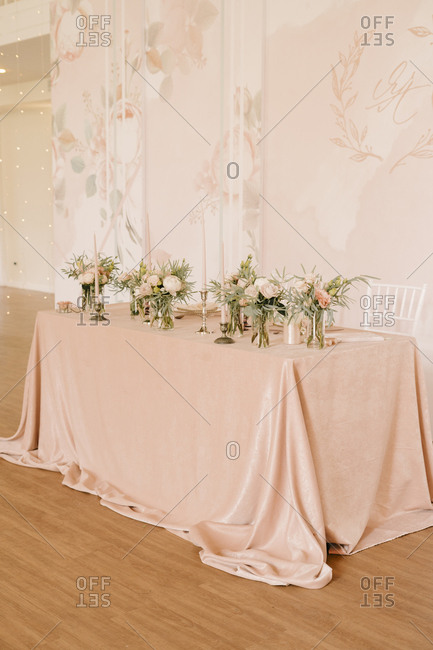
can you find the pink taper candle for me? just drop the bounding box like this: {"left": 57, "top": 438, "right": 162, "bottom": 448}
{"left": 93, "top": 233, "right": 99, "bottom": 298}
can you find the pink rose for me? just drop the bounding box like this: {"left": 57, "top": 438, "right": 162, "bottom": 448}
{"left": 315, "top": 288, "right": 331, "bottom": 309}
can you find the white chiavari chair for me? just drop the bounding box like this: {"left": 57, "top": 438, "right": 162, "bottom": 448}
{"left": 361, "top": 283, "right": 427, "bottom": 336}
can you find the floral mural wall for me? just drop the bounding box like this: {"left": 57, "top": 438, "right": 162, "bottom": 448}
{"left": 260, "top": 0, "right": 433, "bottom": 415}
{"left": 51, "top": 0, "right": 145, "bottom": 301}
{"left": 51, "top": 0, "right": 264, "bottom": 303}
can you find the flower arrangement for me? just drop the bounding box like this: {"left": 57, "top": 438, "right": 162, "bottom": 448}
{"left": 211, "top": 256, "right": 287, "bottom": 347}
{"left": 113, "top": 262, "right": 148, "bottom": 316}
{"left": 244, "top": 276, "right": 286, "bottom": 348}
{"left": 62, "top": 252, "right": 119, "bottom": 310}
{"left": 134, "top": 259, "right": 194, "bottom": 329}
{"left": 286, "top": 268, "right": 371, "bottom": 348}
{"left": 209, "top": 254, "right": 258, "bottom": 335}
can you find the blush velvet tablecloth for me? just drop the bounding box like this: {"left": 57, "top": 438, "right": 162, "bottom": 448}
{"left": 1, "top": 305, "right": 433, "bottom": 589}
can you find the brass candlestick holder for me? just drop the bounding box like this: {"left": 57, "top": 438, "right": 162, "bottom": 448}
{"left": 196, "top": 289, "right": 213, "bottom": 335}
{"left": 90, "top": 297, "right": 109, "bottom": 321}
{"left": 214, "top": 322, "right": 235, "bottom": 344}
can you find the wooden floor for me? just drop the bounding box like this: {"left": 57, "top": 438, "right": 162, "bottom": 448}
{"left": 0, "top": 287, "right": 432, "bottom": 650}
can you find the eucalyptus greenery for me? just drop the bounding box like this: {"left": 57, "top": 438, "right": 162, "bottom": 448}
{"left": 134, "top": 258, "right": 195, "bottom": 329}
{"left": 286, "top": 267, "right": 373, "bottom": 327}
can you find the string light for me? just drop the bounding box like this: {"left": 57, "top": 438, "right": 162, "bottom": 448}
{"left": 1, "top": 39, "right": 53, "bottom": 297}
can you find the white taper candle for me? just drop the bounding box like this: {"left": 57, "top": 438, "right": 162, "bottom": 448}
{"left": 93, "top": 233, "right": 99, "bottom": 298}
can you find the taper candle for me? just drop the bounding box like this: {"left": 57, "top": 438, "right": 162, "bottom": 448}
{"left": 145, "top": 211, "right": 151, "bottom": 268}
{"left": 201, "top": 214, "right": 207, "bottom": 289}
{"left": 220, "top": 241, "right": 226, "bottom": 322}
{"left": 93, "top": 233, "right": 99, "bottom": 298}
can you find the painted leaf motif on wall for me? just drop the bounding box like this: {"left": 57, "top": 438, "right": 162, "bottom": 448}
{"left": 71, "top": 156, "right": 85, "bottom": 173}
{"left": 86, "top": 174, "right": 97, "bottom": 197}
{"left": 58, "top": 129, "right": 76, "bottom": 151}
{"left": 146, "top": 48, "right": 163, "bottom": 73}
{"left": 160, "top": 75, "right": 173, "bottom": 99}
{"left": 147, "top": 21, "right": 164, "bottom": 48}
{"left": 408, "top": 26, "right": 433, "bottom": 37}
{"left": 194, "top": 0, "right": 219, "bottom": 30}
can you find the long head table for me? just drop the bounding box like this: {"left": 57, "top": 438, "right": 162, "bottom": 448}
{"left": 1, "top": 304, "right": 433, "bottom": 588}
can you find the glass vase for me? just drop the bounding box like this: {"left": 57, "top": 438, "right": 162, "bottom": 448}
{"left": 227, "top": 302, "right": 243, "bottom": 336}
{"left": 252, "top": 315, "right": 270, "bottom": 348}
{"left": 129, "top": 289, "right": 139, "bottom": 317}
{"left": 307, "top": 311, "right": 326, "bottom": 349}
{"left": 150, "top": 302, "right": 174, "bottom": 329}
{"left": 79, "top": 284, "right": 94, "bottom": 312}
{"left": 137, "top": 299, "right": 150, "bottom": 324}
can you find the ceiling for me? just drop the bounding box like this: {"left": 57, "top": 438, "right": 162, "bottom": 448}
{"left": 0, "top": 34, "right": 50, "bottom": 86}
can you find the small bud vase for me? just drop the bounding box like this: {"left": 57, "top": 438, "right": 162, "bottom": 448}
{"left": 307, "top": 311, "right": 326, "bottom": 349}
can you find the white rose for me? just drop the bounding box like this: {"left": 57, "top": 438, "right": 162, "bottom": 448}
{"left": 163, "top": 275, "right": 182, "bottom": 295}
{"left": 245, "top": 284, "right": 259, "bottom": 299}
{"left": 254, "top": 277, "right": 268, "bottom": 289}
{"left": 100, "top": 275, "right": 108, "bottom": 285}
{"left": 148, "top": 274, "right": 160, "bottom": 286}
{"left": 304, "top": 273, "right": 320, "bottom": 286}
{"left": 237, "top": 278, "right": 247, "bottom": 288}
{"left": 260, "top": 282, "right": 280, "bottom": 299}
{"left": 80, "top": 271, "right": 94, "bottom": 285}
{"left": 136, "top": 282, "right": 152, "bottom": 298}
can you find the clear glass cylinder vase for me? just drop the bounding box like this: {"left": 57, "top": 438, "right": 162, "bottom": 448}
{"left": 252, "top": 315, "right": 270, "bottom": 348}
{"left": 307, "top": 311, "right": 326, "bottom": 349}
{"left": 150, "top": 302, "right": 174, "bottom": 329}
{"left": 129, "top": 289, "right": 139, "bottom": 317}
{"left": 227, "top": 303, "right": 243, "bottom": 336}
{"left": 79, "top": 284, "right": 94, "bottom": 312}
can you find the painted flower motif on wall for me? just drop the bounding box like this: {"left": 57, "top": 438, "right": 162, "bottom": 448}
{"left": 112, "top": 100, "right": 142, "bottom": 166}
{"left": 51, "top": 0, "right": 93, "bottom": 66}
{"left": 194, "top": 86, "right": 262, "bottom": 259}
{"left": 145, "top": 0, "right": 218, "bottom": 98}
{"left": 52, "top": 103, "right": 78, "bottom": 216}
